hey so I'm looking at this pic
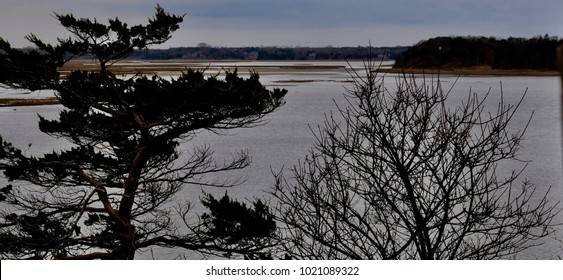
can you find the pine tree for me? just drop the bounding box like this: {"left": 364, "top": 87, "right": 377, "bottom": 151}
{"left": 0, "top": 5, "right": 285, "bottom": 259}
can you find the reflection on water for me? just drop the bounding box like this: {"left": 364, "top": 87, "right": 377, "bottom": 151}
{"left": 0, "top": 61, "right": 561, "bottom": 259}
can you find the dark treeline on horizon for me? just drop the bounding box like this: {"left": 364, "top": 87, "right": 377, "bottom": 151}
{"left": 128, "top": 45, "right": 408, "bottom": 60}
{"left": 394, "top": 35, "right": 562, "bottom": 70}
{"left": 13, "top": 35, "right": 560, "bottom": 67}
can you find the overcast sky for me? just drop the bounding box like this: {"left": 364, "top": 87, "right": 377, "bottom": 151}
{"left": 1, "top": 0, "right": 562, "bottom": 48}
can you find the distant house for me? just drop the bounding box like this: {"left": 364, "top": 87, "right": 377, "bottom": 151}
{"left": 244, "top": 51, "right": 259, "bottom": 60}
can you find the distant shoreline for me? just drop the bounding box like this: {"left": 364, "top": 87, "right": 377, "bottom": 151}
{"left": 382, "top": 67, "right": 559, "bottom": 77}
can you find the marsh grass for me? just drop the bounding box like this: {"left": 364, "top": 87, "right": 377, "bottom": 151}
{"left": 59, "top": 59, "right": 347, "bottom": 76}
{"left": 0, "top": 97, "right": 60, "bottom": 107}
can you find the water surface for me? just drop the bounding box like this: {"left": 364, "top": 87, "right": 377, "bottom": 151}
{"left": 1, "top": 61, "right": 561, "bottom": 259}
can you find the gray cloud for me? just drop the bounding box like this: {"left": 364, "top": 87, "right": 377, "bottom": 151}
{"left": 1, "top": 0, "right": 562, "bottom": 47}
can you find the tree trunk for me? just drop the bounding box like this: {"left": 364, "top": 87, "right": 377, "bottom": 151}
{"left": 116, "top": 222, "right": 137, "bottom": 260}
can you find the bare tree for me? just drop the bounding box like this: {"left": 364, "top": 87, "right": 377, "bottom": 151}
{"left": 273, "top": 60, "right": 558, "bottom": 259}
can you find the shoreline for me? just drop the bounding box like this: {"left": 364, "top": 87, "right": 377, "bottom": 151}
{"left": 382, "top": 67, "right": 559, "bottom": 77}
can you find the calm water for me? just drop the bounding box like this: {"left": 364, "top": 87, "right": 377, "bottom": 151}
{"left": 1, "top": 61, "right": 562, "bottom": 259}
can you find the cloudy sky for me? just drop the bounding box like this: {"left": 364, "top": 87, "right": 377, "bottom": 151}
{"left": 1, "top": 0, "right": 562, "bottom": 48}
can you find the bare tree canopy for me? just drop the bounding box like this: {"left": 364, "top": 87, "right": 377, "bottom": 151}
{"left": 0, "top": 6, "right": 285, "bottom": 259}
{"left": 273, "top": 60, "right": 558, "bottom": 259}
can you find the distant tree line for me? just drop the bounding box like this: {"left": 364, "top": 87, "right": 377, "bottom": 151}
{"left": 127, "top": 45, "right": 407, "bottom": 60}
{"left": 394, "top": 35, "right": 562, "bottom": 70}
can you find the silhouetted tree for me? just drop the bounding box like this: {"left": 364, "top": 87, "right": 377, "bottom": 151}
{"left": 273, "top": 59, "right": 558, "bottom": 259}
{"left": 0, "top": 5, "right": 285, "bottom": 259}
